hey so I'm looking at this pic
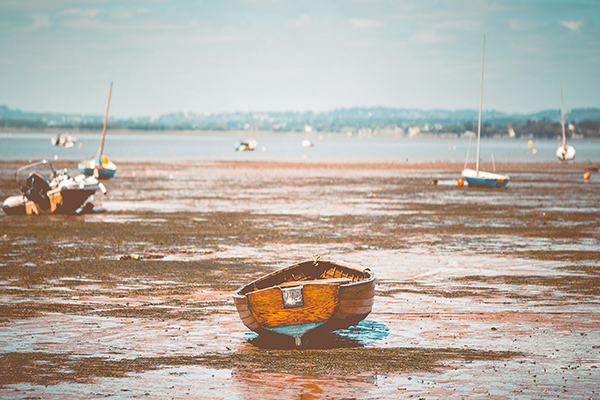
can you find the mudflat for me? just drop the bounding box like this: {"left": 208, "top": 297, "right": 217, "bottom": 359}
{"left": 1, "top": 160, "right": 598, "bottom": 399}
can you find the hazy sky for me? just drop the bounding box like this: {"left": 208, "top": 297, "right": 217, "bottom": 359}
{"left": 1, "top": 0, "right": 599, "bottom": 118}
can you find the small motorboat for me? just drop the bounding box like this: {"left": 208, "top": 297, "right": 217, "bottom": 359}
{"left": 233, "top": 257, "right": 375, "bottom": 347}
{"left": 235, "top": 138, "right": 257, "bottom": 152}
{"left": 51, "top": 132, "right": 77, "bottom": 148}
{"left": 2, "top": 160, "right": 107, "bottom": 215}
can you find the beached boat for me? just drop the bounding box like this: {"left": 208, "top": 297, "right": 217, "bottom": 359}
{"left": 79, "top": 82, "right": 117, "bottom": 179}
{"left": 2, "top": 160, "right": 107, "bottom": 215}
{"left": 461, "top": 35, "right": 509, "bottom": 188}
{"left": 556, "top": 84, "right": 576, "bottom": 162}
{"left": 233, "top": 258, "right": 375, "bottom": 347}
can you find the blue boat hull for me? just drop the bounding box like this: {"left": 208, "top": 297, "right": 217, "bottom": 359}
{"left": 78, "top": 158, "right": 116, "bottom": 180}
{"left": 465, "top": 176, "right": 508, "bottom": 188}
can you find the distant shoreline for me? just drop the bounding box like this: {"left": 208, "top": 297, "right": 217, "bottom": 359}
{"left": 0, "top": 159, "right": 597, "bottom": 172}
{"left": 2, "top": 128, "right": 599, "bottom": 141}
{"left": 0, "top": 127, "right": 249, "bottom": 136}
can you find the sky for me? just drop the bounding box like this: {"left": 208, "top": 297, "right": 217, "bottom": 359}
{"left": 0, "top": 0, "right": 599, "bottom": 118}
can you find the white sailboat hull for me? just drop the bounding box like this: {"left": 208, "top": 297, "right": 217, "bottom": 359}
{"left": 556, "top": 145, "right": 575, "bottom": 161}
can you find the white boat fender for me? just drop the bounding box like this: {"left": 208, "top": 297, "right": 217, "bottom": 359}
{"left": 98, "top": 182, "right": 107, "bottom": 195}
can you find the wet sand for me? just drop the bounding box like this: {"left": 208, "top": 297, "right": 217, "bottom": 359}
{"left": 0, "top": 160, "right": 599, "bottom": 399}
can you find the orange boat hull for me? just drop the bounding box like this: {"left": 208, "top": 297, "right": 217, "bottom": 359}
{"left": 233, "top": 259, "right": 375, "bottom": 346}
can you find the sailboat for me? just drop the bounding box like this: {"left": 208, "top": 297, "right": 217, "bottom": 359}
{"left": 302, "top": 123, "right": 314, "bottom": 147}
{"left": 235, "top": 114, "right": 257, "bottom": 152}
{"left": 556, "top": 84, "right": 576, "bottom": 161}
{"left": 78, "top": 82, "right": 117, "bottom": 179}
{"left": 461, "top": 35, "right": 510, "bottom": 188}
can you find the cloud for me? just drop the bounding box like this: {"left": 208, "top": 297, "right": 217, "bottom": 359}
{"left": 289, "top": 13, "right": 311, "bottom": 28}
{"left": 410, "top": 29, "right": 444, "bottom": 45}
{"left": 57, "top": 8, "right": 99, "bottom": 18}
{"left": 508, "top": 19, "right": 539, "bottom": 32}
{"left": 31, "top": 14, "right": 51, "bottom": 29}
{"left": 560, "top": 20, "right": 583, "bottom": 32}
{"left": 350, "top": 19, "right": 383, "bottom": 30}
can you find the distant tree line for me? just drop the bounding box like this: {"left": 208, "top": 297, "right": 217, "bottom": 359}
{"left": 440, "top": 119, "right": 600, "bottom": 139}
{"left": 1, "top": 104, "right": 599, "bottom": 138}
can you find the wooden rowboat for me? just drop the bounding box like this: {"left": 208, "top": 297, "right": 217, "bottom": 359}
{"left": 233, "top": 258, "right": 375, "bottom": 347}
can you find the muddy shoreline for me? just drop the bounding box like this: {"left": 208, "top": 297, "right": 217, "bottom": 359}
{"left": 2, "top": 159, "right": 599, "bottom": 171}
{"left": 1, "top": 161, "right": 598, "bottom": 398}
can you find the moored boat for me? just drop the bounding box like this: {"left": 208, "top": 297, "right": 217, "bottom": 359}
{"left": 461, "top": 35, "right": 510, "bottom": 188}
{"left": 78, "top": 155, "right": 117, "bottom": 179}
{"left": 461, "top": 168, "right": 509, "bottom": 188}
{"left": 302, "top": 123, "right": 314, "bottom": 147}
{"left": 79, "top": 81, "right": 117, "bottom": 179}
{"left": 233, "top": 258, "right": 375, "bottom": 347}
{"left": 235, "top": 113, "right": 257, "bottom": 152}
{"left": 556, "top": 84, "right": 576, "bottom": 162}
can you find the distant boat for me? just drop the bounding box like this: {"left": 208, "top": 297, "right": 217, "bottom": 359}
{"left": 236, "top": 114, "right": 257, "bottom": 152}
{"left": 302, "top": 123, "right": 314, "bottom": 147}
{"left": 78, "top": 82, "right": 117, "bottom": 179}
{"left": 461, "top": 35, "right": 509, "bottom": 189}
{"left": 235, "top": 139, "right": 257, "bottom": 152}
{"left": 233, "top": 257, "right": 375, "bottom": 347}
{"left": 51, "top": 131, "right": 77, "bottom": 148}
{"left": 556, "top": 84, "right": 576, "bottom": 162}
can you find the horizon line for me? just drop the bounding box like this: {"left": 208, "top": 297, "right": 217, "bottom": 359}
{"left": 2, "top": 103, "right": 599, "bottom": 119}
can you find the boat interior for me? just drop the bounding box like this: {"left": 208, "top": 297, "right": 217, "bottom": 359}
{"left": 238, "top": 260, "right": 371, "bottom": 296}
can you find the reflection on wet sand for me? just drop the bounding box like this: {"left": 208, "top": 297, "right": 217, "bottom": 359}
{"left": 232, "top": 369, "right": 375, "bottom": 400}
{"left": 245, "top": 320, "right": 390, "bottom": 349}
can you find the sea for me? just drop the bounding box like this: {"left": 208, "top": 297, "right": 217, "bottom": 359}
{"left": 1, "top": 132, "right": 599, "bottom": 164}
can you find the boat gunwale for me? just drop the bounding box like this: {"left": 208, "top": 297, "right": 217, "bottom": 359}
{"left": 232, "top": 259, "right": 374, "bottom": 299}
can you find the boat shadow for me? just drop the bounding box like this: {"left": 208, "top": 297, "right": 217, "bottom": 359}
{"left": 245, "top": 320, "right": 389, "bottom": 350}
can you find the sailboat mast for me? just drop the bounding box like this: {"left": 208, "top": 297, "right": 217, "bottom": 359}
{"left": 560, "top": 83, "right": 566, "bottom": 147}
{"left": 99, "top": 81, "right": 113, "bottom": 156}
{"left": 476, "top": 35, "right": 485, "bottom": 175}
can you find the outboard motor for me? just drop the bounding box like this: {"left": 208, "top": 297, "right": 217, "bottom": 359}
{"left": 21, "top": 172, "right": 51, "bottom": 210}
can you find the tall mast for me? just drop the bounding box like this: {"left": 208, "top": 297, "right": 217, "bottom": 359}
{"left": 99, "top": 81, "right": 113, "bottom": 156}
{"left": 247, "top": 106, "right": 254, "bottom": 141}
{"left": 476, "top": 35, "right": 485, "bottom": 175}
{"left": 560, "top": 83, "right": 566, "bottom": 147}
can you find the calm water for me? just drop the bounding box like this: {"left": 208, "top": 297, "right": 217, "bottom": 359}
{"left": 1, "top": 132, "right": 598, "bottom": 164}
